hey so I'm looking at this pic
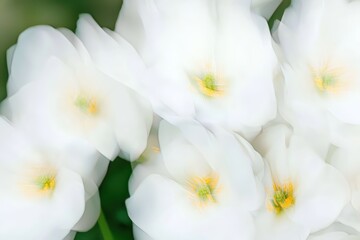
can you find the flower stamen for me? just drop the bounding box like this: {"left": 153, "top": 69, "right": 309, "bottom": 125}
{"left": 314, "top": 72, "right": 339, "bottom": 93}
{"left": 75, "top": 96, "right": 98, "bottom": 115}
{"left": 188, "top": 174, "right": 219, "bottom": 206}
{"left": 20, "top": 165, "right": 57, "bottom": 198}
{"left": 35, "top": 175, "right": 56, "bottom": 192}
{"left": 268, "top": 182, "right": 295, "bottom": 215}
{"left": 312, "top": 62, "right": 347, "bottom": 94}
{"left": 194, "top": 73, "right": 225, "bottom": 97}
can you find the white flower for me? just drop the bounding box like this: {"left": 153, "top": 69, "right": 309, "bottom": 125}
{"left": 276, "top": 0, "right": 360, "bottom": 148}
{"left": 126, "top": 120, "right": 264, "bottom": 240}
{"left": 253, "top": 124, "right": 350, "bottom": 240}
{"left": 0, "top": 117, "right": 97, "bottom": 239}
{"left": 114, "top": 0, "right": 278, "bottom": 140}
{"left": 4, "top": 23, "right": 152, "bottom": 161}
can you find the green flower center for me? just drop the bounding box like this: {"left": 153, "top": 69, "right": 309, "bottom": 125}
{"left": 189, "top": 175, "right": 219, "bottom": 205}
{"left": 315, "top": 73, "right": 338, "bottom": 92}
{"left": 196, "top": 182, "right": 215, "bottom": 201}
{"left": 202, "top": 74, "right": 217, "bottom": 91}
{"left": 269, "top": 182, "right": 295, "bottom": 215}
{"left": 194, "top": 72, "right": 225, "bottom": 98}
{"left": 35, "top": 175, "right": 56, "bottom": 192}
{"left": 75, "top": 96, "right": 98, "bottom": 114}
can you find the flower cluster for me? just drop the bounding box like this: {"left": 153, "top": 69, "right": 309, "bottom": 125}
{"left": 2, "top": 0, "right": 360, "bottom": 239}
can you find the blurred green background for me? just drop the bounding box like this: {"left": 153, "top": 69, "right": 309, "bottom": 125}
{"left": 0, "top": 0, "right": 290, "bottom": 239}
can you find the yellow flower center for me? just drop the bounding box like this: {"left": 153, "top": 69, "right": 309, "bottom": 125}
{"left": 35, "top": 175, "right": 56, "bottom": 192}
{"left": 20, "top": 165, "right": 57, "bottom": 198}
{"left": 314, "top": 72, "right": 339, "bottom": 93}
{"left": 268, "top": 182, "right": 295, "bottom": 215}
{"left": 313, "top": 63, "right": 347, "bottom": 94}
{"left": 74, "top": 96, "right": 98, "bottom": 115}
{"left": 194, "top": 72, "right": 225, "bottom": 98}
{"left": 189, "top": 174, "right": 219, "bottom": 205}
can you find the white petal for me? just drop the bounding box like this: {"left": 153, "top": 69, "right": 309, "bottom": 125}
{"left": 158, "top": 121, "right": 212, "bottom": 182}
{"left": 252, "top": 0, "right": 282, "bottom": 19}
{"left": 129, "top": 152, "right": 170, "bottom": 195}
{"left": 72, "top": 180, "right": 100, "bottom": 231}
{"left": 215, "top": 131, "right": 265, "bottom": 211}
{"left": 308, "top": 232, "right": 349, "bottom": 240}
{"left": 8, "top": 26, "right": 81, "bottom": 95}
{"left": 337, "top": 204, "right": 360, "bottom": 233}
{"left": 112, "top": 84, "right": 153, "bottom": 161}
{"left": 76, "top": 14, "right": 145, "bottom": 90}
{"left": 115, "top": 0, "right": 152, "bottom": 54}
{"left": 51, "top": 168, "right": 86, "bottom": 230}
{"left": 255, "top": 210, "right": 309, "bottom": 240}
{"left": 58, "top": 28, "right": 92, "bottom": 64}
{"left": 6, "top": 44, "right": 16, "bottom": 73}
{"left": 63, "top": 231, "right": 77, "bottom": 240}
{"left": 133, "top": 224, "right": 154, "bottom": 240}
{"left": 253, "top": 124, "right": 293, "bottom": 183}
{"left": 287, "top": 149, "right": 350, "bottom": 232}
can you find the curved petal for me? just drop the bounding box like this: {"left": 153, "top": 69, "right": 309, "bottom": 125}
{"left": 215, "top": 131, "right": 265, "bottom": 211}
{"left": 127, "top": 174, "right": 255, "bottom": 240}
{"left": 254, "top": 210, "right": 309, "bottom": 240}
{"left": 158, "top": 120, "right": 211, "bottom": 182}
{"left": 253, "top": 124, "right": 293, "bottom": 183}
{"left": 288, "top": 164, "right": 350, "bottom": 233}
{"left": 72, "top": 180, "right": 100, "bottom": 232}
{"left": 129, "top": 152, "right": 170, "bottom": 195}
{"left": 337, "top": 204, "right": 360, "bottom": 233}
{"left": 133, "top": 224, "right": 154, "bottom": 240}
{"left": 76, "top": 14, "right": 145, "bottom": 90}
{"left": 112, "top": 83, "right": 153, "bottom": 161}
{"left": 252, "top": 0, "right": 282, "bottom": 19}
{"left": 6, "top": 44, "right": 16, "bottom": 73}
{"left": 51, "top": 168, "right": 86, "bottom": 230}
{"left": 8, "top": 26, "right": 82, "bottom": 95}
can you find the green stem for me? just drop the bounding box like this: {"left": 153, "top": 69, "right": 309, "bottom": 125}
{"left": 98, "top": 210, "right": 114, "bottom": 240}
{"left": 268, "top": 0, "right": 292, "bottom": 29}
